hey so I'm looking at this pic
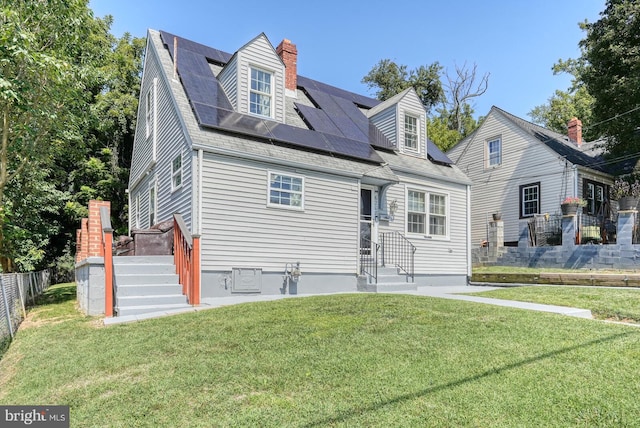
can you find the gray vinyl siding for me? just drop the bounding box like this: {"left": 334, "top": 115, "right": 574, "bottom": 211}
{"left": 200, "top": 153, "right": 359, "bottom": 273}
{"left": 129, "top": 36, "right": 193, "bottom": 231}
{"left": 448, "top": 111, "right": 570, "bottom": 245}
{"left": 236, "top": 35, "right": 286, "bottom": 123}
{"left": 129, "top": 39, "right": 159, "bottom": 186}
{"left": 370, "top": 105, "right": 397, "bottom": 147}
{"left": 380, "top": 175, "right": 469, "bottom": 275}
{"left": 397, "top": 95, "right": 427, "bottom": 157}
{"left": 218, "top": 55, "right": 238, "bottom": 109}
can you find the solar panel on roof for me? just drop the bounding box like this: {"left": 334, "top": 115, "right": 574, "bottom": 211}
{"left": 160, "top": 30, "right": 231, "bottom": 64}
{"left": 180, "top": 72, "right": 234, "bottom": 111}
{"left": 427, "top": 139, "right": 453, "bottom": 165}
{"left": 298, "top": 76, "right": 380, "bottom": 109}
{"left": 265, "top": 122, "right": 334, "bottom": 153}
{"left": 332, "top": 95, "right": 369, "bottom": 135}
{"left": 193, "top": 104, "right": 271, "bottom": 138}
{"left": 304, "top": 88, "right": 368, "bottom": 142}
{"left": 160, "top": 32, "right": 386, "bottom": 165}
{"left": 295, "top": 104, "right": 344, "bottom": 137}
{"left": 322, "top": 133, "right": 384, "bottom": 164}
{"left": 368, "top": 123, "right": 396, "bottom": 151}
{"left": 177, "top": 49, "right": 213, "bottom": 76}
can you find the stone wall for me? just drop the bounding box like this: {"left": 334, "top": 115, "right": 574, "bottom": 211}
{"left": 474, "top": 212, "right": 640, "bottom": 270}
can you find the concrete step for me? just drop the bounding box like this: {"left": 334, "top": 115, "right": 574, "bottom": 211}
{"left": 116, "top": 303, "right": 192, "bottom": 317}
{"left": 115, "top": 273, "right": 180, "bottom": 286}
{"left": 116, "top": 294, "right": 187, "bottom": 307}
{"left": 113, "top": 262, "right": 176, "bottom": 275}
{"left": 375, "top": 282, "right": 418, "bottom": 293}
{"left": 377, "top": 266, "right": 401, "bottom": 276}
{"left": 115, "top": 283, "right": 183, "bottom": 297}
{"left": 377, "top": 273, "right": 412, "bottom": 284}
{"left": 113, "top": 255, "right": 174, "bottom": 265}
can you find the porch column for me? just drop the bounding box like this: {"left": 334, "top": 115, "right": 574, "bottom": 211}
{"left": 562, "top": 215, "right": 576, "bottom": 250}
{"left": 617, "top": 210, "right": 637, "bottom": 246}
{"left": 488, "top": 220, "right": 504, "bottom": 258}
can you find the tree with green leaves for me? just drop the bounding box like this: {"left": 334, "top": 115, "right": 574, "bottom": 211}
{"left": 540, "top": 1, "right": 640, "bottom": 155}
{"left": 362, "top": 60, "right": 488, "bottom": 151}
{"left": 578, "top": 0, "right": 640, "bottom": 156}
{"left": 0, "top": 0, "right": 108, "bottom": 270}
{"left": 362, "top": 59, "right": 443, "bottom": 114}
{"left": 0, "top": 1, "right": 141, "bottom": 272}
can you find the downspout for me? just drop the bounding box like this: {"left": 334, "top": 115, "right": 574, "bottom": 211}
{"left": 198, "top": 149, "right": 203, "bottom": 235}
{"left": 573, "top": 164, "right": 578, "bottom": 198}
{"left": 467, "top": 183, "right": 472, "bottom": 283}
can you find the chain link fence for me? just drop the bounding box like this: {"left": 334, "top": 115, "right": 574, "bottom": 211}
{"left": 0, "top": 270, "right": 52, "bottom": 350}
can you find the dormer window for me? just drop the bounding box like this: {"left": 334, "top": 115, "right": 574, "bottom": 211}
{"left": 404, "top": 114, "right": 419, "bottom": 151}
{"left": 250, "top": 67, "right": 273, "bottom": 117}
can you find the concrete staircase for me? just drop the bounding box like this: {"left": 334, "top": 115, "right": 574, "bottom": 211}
{"left": 358, "top": 265, "right": 417, "bottom": 293}
{"left": 113, "top": 255, "right": 190, "bottom": 317}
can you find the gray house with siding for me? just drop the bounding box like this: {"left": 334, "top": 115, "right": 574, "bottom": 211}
{"left": 128, "top": 29, "right": 472, "bottom": 298}
{"left": 447, "top": 106, "right": 614, "bottom": 247}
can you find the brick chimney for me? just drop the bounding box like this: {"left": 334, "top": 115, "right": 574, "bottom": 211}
{"left": 276, "top": 39, "right": 297, "bottom": 91}
{"left": 567, "top": 117, "right": 582, "bottom": 147}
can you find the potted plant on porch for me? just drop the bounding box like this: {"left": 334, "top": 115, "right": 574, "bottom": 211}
{"left": 560, "top": 196, "right": 587, "bottom": 216}
{"left": 612, "top": 178, "right": 640, "bottom": 211}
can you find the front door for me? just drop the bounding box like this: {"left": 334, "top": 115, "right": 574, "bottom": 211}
{"left": 360, "top": 188, "right": 373, "bottom": 254}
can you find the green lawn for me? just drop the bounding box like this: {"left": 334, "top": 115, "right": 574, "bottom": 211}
{"left": 466, "top": 285, "right": 640, "bottom": 323}
{"left": 1, "top": 283, "right": 640, "bottom": 427}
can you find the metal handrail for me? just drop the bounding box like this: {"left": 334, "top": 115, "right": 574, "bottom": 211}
{"left": 380, "top": 232, "right": 416, "bottom": 282}
{"left": 359, "top": 236, "right": 380, "bottom": 284}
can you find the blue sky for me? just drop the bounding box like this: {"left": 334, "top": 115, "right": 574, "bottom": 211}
{"left": 89, "top": 0, "right": 605, "bottom": 120}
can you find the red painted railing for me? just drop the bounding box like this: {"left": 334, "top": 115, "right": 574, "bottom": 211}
{"left": 173, "top": 214, "right": 201, "bottom": 305}
{"left": 99, "top": 207, "right": 115, "bottom": 317}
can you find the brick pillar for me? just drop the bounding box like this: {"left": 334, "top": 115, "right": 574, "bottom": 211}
{"left": 562, "top": 216, "right": 576, "bottom": 249}
{"left": 617, "top": 211, "right": 636, "bottom": 246}
{"left": 76, "top": 218, "right": 89, "bottom": 262}
{"left": 76, "top": 229, "right": 82, "bottom": 263}
{"left": 88, "top": 200, "right": 111, "bottom": 257}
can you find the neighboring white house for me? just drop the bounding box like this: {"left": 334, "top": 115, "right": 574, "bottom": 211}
{"left": 447, "top": 106, "right": 614, "bottom": 246}
{"left": 128, "top": 29, "right": 472, "bottom": 297}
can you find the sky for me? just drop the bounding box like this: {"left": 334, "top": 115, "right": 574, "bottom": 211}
{"left": 89, "top": 0, "right": 606, "bottom": 120}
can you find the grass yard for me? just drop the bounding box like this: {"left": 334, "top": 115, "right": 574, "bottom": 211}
{"left": 466, "top": 285, "right": 640, "bottom": 324}
{"left": 1, "top": 283, "right": 640, "bottom": 427}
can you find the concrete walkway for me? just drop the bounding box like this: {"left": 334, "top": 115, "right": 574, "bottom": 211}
{"left": 104, "top": 284, "right": 593, "bottom": 325}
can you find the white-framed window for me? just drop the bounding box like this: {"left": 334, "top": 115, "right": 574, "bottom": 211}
{"left": 171, "top": 154, "right": 182, "bottom": 191}
{"left": 519, "top": 182, "right": 540, "bottom": 218}
{"left": 250, "top": 67, "right": 272, "bottom": 118}
{"left": 407, "top": 189, "right": 448, "bottom": 237}
{"left": 145, "top": 88, "right": 152, "bottom": 138}
{"left": 404, "top": 114, "right": 419, "bottom": 151}
{"left": 487, "top": 137, "right": 502, "bottom": 167}
{"left": 149, "top": 181, "right": 157, "bottom": 226}
{"left": 268, "top": 172, "right": 304, "bottom": 209}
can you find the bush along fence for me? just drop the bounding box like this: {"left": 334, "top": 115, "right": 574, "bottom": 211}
{"left": 0, "top": 270, "right": 52, "bottom": 349}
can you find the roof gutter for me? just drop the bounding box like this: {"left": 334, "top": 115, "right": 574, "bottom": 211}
{"left": 192, "top": 142, "right": 389, "bottom": 181}
{"left": 390, "top": 164, "right": 473, "bottom": 187}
